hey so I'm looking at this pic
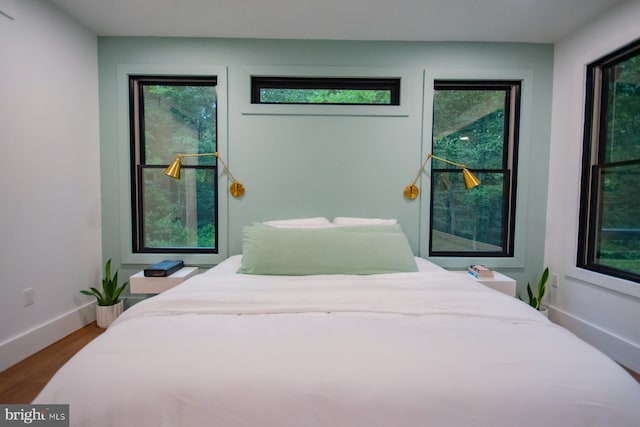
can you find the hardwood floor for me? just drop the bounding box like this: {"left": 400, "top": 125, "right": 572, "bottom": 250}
{"left": 0, "top": 322, "right": 638, "bottom": 405}
{"left": 0, "top": 322, "right": 104, "bottom": 403}
{"left": 625, "top": 366, "right": 640, "bottom": 383}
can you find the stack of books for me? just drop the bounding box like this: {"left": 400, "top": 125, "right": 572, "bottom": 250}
{"left": 468, "top": 264, "right": 494, "bottom": 278}
{"left": 144, "top": 260, "right": 184, "bottom": 277}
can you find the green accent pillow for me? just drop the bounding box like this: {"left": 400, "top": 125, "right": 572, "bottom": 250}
{"left": 238, "top": 223, "right": 418, "bottom": 275}
{"left": 331, "top": 224, "right": 404, "bottom": 233}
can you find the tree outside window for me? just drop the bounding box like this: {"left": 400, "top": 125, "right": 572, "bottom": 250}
{"left": 579, "top": 42, "right": 640, "bottom": 282}
{"left": 430, "top": 81, "right": 520, "bottom": 257}
{"left": 130, "top": 77, "right": 218, "bottom": 253}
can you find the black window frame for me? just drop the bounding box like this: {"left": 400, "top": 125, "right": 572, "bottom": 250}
{"left": 129, "top": 75, "right": 219, "bottom": 254}
{"left": 429, "top": 80, "right": 521, "bottom": 257}
{"left": 578, "top": 38, "right": 640, "bottom": 283}
{"left": 251, "top": 76, "right": 401, "bottom": 105}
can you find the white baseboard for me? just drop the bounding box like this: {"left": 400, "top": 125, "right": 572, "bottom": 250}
{"left": 550, "top": 306, "right": 640, "bottom": 373}
{"left": 0, "top": 302, "right": 96, "bottom": 373}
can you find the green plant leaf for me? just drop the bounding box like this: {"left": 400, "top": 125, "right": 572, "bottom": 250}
{"left": 520, "top": 267, "right": 550, "bottom": 310}
{"left": 89, "top": 287, "right": 105, "bottom": 305}
{"left": 80, "top": 258, "right": 127, "bottom": 307}
{"left": 104, "top": 259, "right": 111, "bottom": 283}
{"left": 111, "top": 271, "right": 119, "bottom": 296}
{"left": 112, "top": 281, "right": 129, "bottom": 303}
{"left": 80, "top": 289, "right": 100, "bottom": 299}
{"left": 526, "top": 283, "right": 534, "bottom": 306}
{"left": 536, "top": 267, "right": 550, "bottom": 306}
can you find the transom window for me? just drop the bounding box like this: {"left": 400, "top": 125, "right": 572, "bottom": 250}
{"left": 578, "top": 39, "right": 640, "bottom": 282}
{"left": 430, "top": 80, "right": 520, "bottom": 257}
{"left": 251, "top": 76, "right": 400, "bottom": 105}
{"left": 129, "top": 76, "right": 218, "bottom": 253}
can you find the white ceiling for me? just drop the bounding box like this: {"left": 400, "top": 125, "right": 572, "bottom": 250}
{"left": 50, "top": 0, "right": 624, "bottom": 43}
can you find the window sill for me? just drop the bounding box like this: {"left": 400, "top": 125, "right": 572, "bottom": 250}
{"left": 567, "top": 266, "right": 640, "bottom": 299}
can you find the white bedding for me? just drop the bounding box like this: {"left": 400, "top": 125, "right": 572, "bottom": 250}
{"left": 35, "top": 256, "right": 640, "bottom": 427}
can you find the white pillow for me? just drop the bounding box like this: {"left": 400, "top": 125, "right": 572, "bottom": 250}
{"left": 263, "top": 217, "right": 333, "bottom": 228}
{"left": 332, "top": 217, "right": 398, "bottom": 226}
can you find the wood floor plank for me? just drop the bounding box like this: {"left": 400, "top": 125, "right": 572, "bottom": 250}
{"left": 625, "top": 366, "right": 640, "bottom": 383}
{"left": 0, "top": 322, "right": 104, "bottom": 403}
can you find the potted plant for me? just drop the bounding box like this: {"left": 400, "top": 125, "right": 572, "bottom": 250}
{"left": 518, "top": 267, "right": 550, "bottom": 316}
{"left": 81, "top": 259, "right": 128, "bottom": 328}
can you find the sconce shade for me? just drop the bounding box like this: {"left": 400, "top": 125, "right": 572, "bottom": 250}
{"left": 164, "top": 156, "right": 183, "bottom": 179}
{"left": 462, "top": 168, "right": 481, "bottom": 189}
{"left": 404, "top": 153, "right": 480, "bottom": 199}
{"left": 164, "top": 152, "right": 244, "bottom": 198}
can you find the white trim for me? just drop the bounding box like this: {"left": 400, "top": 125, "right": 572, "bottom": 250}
{"left": 567, "top": 267, "right": 640, "bottom": 299}
{"left": 550, "top": 305, "right": 640, "bottom": 373}
{"left": 419, "top": 68, "right": 535, "bottom": 269}
{"left": 116, "top": 64, "right": 230, "bottom": 266}
{"left": 0, "top": 302, "right": 96, "bottom": 372}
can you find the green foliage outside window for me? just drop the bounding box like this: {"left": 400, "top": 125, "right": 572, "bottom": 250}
{"left": 431, "top": 86, "right": 515, "bottom": 255}
{"left": 259, "top": 88, "right": 392, "bottom": 104}
{"left": 132, "top": 79, "right": 218, "bottom": 252}
{"left": 253, "top": 77, "right": 400, "bottom": 105}
{"left": 595, "top": 53, "right": 640, "bottom": 275}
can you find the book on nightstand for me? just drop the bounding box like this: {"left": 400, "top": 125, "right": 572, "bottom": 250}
{"left": 144, "top": 260, "right": 184, "bottom": 277}
{"left": 468, "top": 264, "right": 494, "bottom": 278}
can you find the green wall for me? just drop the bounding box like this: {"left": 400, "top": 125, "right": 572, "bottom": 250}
{"left": 98, "top": 38, "right": 553, "bottom": 292}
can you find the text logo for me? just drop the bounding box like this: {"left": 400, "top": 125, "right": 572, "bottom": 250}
{"left": 1, "top": 405, "right": 68, "bottom": 426}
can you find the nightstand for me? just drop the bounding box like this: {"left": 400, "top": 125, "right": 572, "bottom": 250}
{"left": 451, "top": 270, "right": 516, "bottom": 297}
{"left": 130, "top": 266, "right": 199, "bottom": 294}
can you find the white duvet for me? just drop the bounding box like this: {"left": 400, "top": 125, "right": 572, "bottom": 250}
{"left": 35, "top": 257, "right": 640, "bottom": 427}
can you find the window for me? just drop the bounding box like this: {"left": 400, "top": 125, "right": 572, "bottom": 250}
{"left": 129, "top": 76, "right": 218, "bottom": 253}
{"left": 251, "top": 76, "right": 400, "bottom": 105}
{"left": 578, "top": 39, "right": 640, "bottom": 283}
{"left": 430, "top": 81, "right": 520, "bottom": 256}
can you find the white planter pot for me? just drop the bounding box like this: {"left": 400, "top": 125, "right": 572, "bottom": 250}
{"left": 538, "top": 306, "right": 549, "bottom": 318}
{"left": 96, "top": 301, "right": 124, "bottom": 328}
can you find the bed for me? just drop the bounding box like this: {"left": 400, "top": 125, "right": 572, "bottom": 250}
{"left": 34, "top": 220, "right": 640, "bottom": 426}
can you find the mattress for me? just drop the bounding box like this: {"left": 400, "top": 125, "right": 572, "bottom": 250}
{"left": 34, "top": 255, "right": 640, "bottom": 427}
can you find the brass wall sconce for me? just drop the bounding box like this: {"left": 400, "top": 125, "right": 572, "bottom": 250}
{"left": 164, "top": 152, "right": 245, "bottom": 198}
{"left": 404, "top": 153, "right": 480, "bottom": 200}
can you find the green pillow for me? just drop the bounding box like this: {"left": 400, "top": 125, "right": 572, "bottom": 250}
{"left": 238, "top": 223, "right": 418, "bottom": 275}
{"left": 330, "top": 224, "right": 403, "bottom": 233}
